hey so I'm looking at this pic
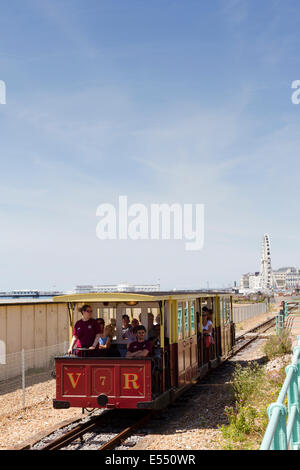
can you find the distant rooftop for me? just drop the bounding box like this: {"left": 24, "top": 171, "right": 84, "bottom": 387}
{"left": 273, "top": 267, "right": 298, "bottom": 272}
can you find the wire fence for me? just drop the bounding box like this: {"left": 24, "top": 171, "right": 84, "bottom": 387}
{"left": 0, "top": 342, "right": 68, "bottom": 414}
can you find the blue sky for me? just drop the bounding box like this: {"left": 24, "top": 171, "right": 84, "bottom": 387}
{"left": 1, "top": 0, "right": 300, "bottom": 290}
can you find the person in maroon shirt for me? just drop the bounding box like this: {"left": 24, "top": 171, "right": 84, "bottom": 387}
{"left": 126, "top": 326, "right": 152, "bottom": 358}
{"left": 68, "top": 305, "right": 101, "bottom": 356}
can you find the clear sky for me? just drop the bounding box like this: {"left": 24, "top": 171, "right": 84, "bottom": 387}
{"left": 1, "top": 0, "right": 300, "bottom": 291}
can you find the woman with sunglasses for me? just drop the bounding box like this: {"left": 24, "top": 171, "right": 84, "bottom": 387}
{"left": 68, "top": 305, "right": 101, "bottom": 356}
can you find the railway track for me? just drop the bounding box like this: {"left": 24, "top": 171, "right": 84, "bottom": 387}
{"left": 29, "top": 409, "right": 155, "bottom": 451}
{"left": 232, "top": 316, "right": 275, "bottom": 356}
{"left": 39, "top": 413, "right": 108, "bottom": 450}
{"left": 97, "top": 411, "right": 155, "bottom": 451}
{"left": 19, "top": 316, "right": 276, "bottom": 451}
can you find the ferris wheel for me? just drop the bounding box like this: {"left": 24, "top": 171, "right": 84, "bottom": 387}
{"left": 260, "top": 234, "right": 277, "bottom": 290}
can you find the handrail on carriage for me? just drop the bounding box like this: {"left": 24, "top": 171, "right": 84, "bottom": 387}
{"left": 260, "top": 335, "right": 300, "bottom": 450}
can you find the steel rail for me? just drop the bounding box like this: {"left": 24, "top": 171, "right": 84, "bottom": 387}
{"left": 39, "top": 414, "right": 107, "bottom": 450}
{"left": 230, "top": 317, "right": 276, "bottom": 358}
{"left": 235, "top": 316, "right": 276, "bottom": 342}
{"left": 98, "top": 411, "right": 155, "bottom": 450}
{"left": 37, "top": 410, "right": 154, "bottom": 451}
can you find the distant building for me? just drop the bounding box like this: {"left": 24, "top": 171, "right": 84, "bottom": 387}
{"left": 241, "top": 266, "right": 300, "bottom": 293}
{"left": 240, "top": 274, "right": 250, "bottom": 290}
{"left": 240, "top": 272, "right": 261, "bottom": 293}
{"left": 73, "top": 282, "right": 160, "bottom": 294}
{"left": 272, "top": 268, "right": 288, "bottom": 289}
{"left": 249, "top": 272, "right": 262, "bottom": 290}
{"left": 273, "top": 267, "right": 300, "bottom": 289}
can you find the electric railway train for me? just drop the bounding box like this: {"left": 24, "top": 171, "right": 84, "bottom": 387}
{"left": 52, "top": 291, "right": 235, "bottom": 411}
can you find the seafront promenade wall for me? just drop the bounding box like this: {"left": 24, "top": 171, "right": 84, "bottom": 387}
{"left": 0, "top": 302, "right": 72, "bottom": 355}
{"left": 0, "top": 301, "right": 85, "bottom": 382}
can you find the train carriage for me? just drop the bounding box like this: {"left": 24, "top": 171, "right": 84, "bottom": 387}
{"left": 53, "top": 291, "right": 234, "bottom": 411}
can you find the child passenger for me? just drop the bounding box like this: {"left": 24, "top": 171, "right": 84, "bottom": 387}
{"left": 98, "top": 325, "right": 113, "bottom": 356}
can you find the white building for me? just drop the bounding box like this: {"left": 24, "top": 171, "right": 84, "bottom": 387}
{"left": 73, "top": 282, "right": 160, "bottom": 294}
{"left": 239, "top": 272, "right": 261, "bottom": 293}
{"left": 272, "top": 268, "right": 288, "bottom": 289}
{"left": 240, "top": 274, "right": 250, "bottom": 290}
{"left": 273, "top": 267, "right": 300, "bottom": 289}
{"left": 240, "top": 266, "right": 300, "bottom": 293}
{"left": 249, "top": 273, "right": 261, "bottom": 290}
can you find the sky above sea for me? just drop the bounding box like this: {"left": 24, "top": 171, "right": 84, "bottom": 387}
{"left": 1, "top": 0, "right": 300, "bottom": 290}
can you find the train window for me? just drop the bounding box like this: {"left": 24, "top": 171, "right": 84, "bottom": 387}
{"left": 177, "top": 302, "right": 183, "bottom": 340}
{"left": 221, "top": 297, "right": 231, "bottom": 325}
{"left": 219, "top": 298, "right": 223, "bottom": 324}
{"left": 225, "top": 298, "right": 231, "bottom": 323}
{"left": 184, "top": 301, "right": 189, "bottom": 338}
{"left": 190, "top": 301, "right": 196, "bottom": 335}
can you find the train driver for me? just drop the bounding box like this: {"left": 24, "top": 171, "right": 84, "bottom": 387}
{"left": 126, "top": 326, "right": 153, "bottom": 358}
{"left": 68, "top": 304, "right": 101, "bottom": 356}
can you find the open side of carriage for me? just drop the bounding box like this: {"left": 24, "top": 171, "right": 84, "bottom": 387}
{"left": 53, "top": 291, "right": 234, "bottom": 410}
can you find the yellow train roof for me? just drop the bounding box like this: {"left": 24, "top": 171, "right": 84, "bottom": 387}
{"left": 52, "top": 292, "right": 157, "bottom": 303}
{"left": 52, "top": 291, "right": 230, "bottom": 304}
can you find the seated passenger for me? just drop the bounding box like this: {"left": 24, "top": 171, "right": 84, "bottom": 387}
{"left": 105, "top": 318, "right": 116, "bottom": 340}
{"left": 147, "top": 313, "right": 155, "bottom": 338}
{"left": 123, "top": 316, "right": 139, "bottom": 343}
{"left": 126, "top": 326, "right": 138, "bottom": 349}
{"left": 68, "top": 305, "right": 101, "bottom": 356}
{"left": 149, "top": 324, "right": 161, "bottom": 358}
{"left": 126, "top": 326, "right": 152, "bottom": 358}
{"left": 149, "top": 323, "right": 160, "bottom": 344}
{"left": 96, "top": 317, "right": 105, "bottom": 334}
{"left": 202, "top": 306, "right": 209, "bottom": 316}
{"left": 110, "top": 318, "right": 117, "bottom": 337}
{"left": 117, "top": 314, "right": 132, "bottom": 357}
{"left": 122, "top": 314, "right": 132, "bottom": 338}
{"left": 98, "top": 325, "right": 113, "bottom": 356}
{"left": 207, "top": 309, "right": 213, "bottom": 322}
{"left": 126, "top": 319, "right": 139, "bottom": 345}
{"left": 131, "top": 318, "right": 139, "bottom": 329}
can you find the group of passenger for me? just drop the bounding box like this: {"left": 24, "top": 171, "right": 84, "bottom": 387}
{"left": 68, "top": 303, "right": 214, "bottom": 362}
{"left": 68, "top": 305, "right": 159, "bottom": 358}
